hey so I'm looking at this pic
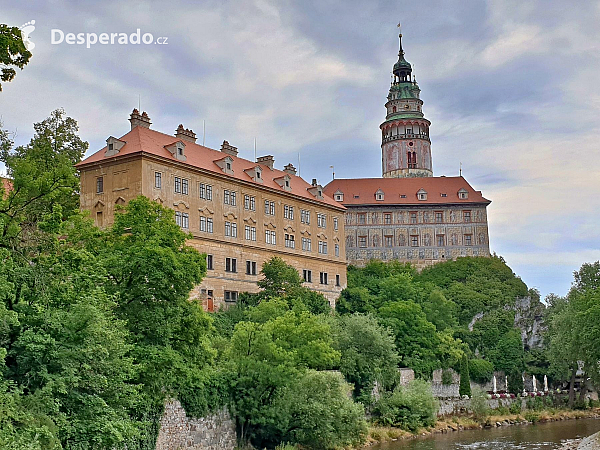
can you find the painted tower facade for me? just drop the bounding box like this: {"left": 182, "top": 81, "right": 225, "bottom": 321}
{"left": 381, "top": 33, "right": 432, "bottom": 178}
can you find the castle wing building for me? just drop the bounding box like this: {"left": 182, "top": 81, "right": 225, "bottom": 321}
{"left": 76, "top": 111, "right": 347, "bottom": 310}
{"left": 324, "top": 32, "right": 491, "bottom": 268}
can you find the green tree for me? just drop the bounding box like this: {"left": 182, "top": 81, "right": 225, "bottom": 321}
{"left": 459, "top": 354, "right": 471, "bottom": 397}
{"left": 332, "top": 313, "right": 399, "bottom": 398}
{"left": 378, "top": 301, "right": 438, "bottom": 378}
{"left": 0, "top": 109, "right": 87, "bottom": 252}
{"left": 268, "top": 371, "right": 367, "bottom": 449}
{"left": 228, "top": 309, "right": 339, "bottom": 446}
{"left": 421, "top": 289, "right": 458, "bottom": 331}
{"left": 469, "top": 359, "right": 494, "bottom": 384}
{"left": 373, "top": 379, "right": 438, "bottom": 431}
{"left": 0, "top": 24, "right": 32, "bottom": 91}
{"left": 252, "top": 257, "right": 330, "bottom": 314}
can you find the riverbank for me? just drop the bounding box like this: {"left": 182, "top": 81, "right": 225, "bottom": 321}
{"left": 363, "top": 408, "right": 600, "bottom": 447}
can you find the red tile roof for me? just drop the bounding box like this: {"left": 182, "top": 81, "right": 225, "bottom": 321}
{"left": 76, "top": 126, "right": 343, "bottom": 209}
{"left": 324, "top": 176, "right": 490, "bottom": 206}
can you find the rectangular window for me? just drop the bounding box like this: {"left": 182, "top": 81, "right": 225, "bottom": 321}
{"left": 284, "top": 205, "right": 294, "bottom": 220}
{"left": 96, "top": 211, "right": 103, "bottom": 227}
{"left": 175, "top": 177, "right": 181, "bottom": 193}
{"left": 206, "top": 254, "right": 213, "bottom": 270}
{"left": 465, "top": 234, "right": 472, "bottom": 246}
{"left": 302, "top": 237, "right": 312, "bottom": 252}
{"left": 175, "top": 211, "right": 182, "bottom": 227}
{"left": 463, "top": 210, "right": 471, "bottom": 223}
{"left": 265, "top": 230, "right": 276, "bottom": 245}
{"left": 181, "top": 178, "right": 189, "bottom": 195}
{"left": 224, "top": 190, "right": 235, "bottom": 205}
{"left": 320, "top": 272, "right": 328, "bottom": 285}
{"left": 411, "top": 235, "right": 419, "bottom": 247}
{"left": 224, "top": 290, "right": 238, "bottom": 302}
{"left": 285, "top": 234, "right": 295, "bottom": 248}
{"left": 333, "top": 217, "right": 338, "bottom": 231}
{"left": 231, "top": 191, "right": 236, "bottom": 206}
{"left": 435, "top": 211, "right": 443, "bottom": 223}
{"left": 96, "top": 176, "right": 103, "bottom": 193}
{"left": 244, "top": 225, "right": 256, "bottom": 241}
{"left": 384, "top": 213, "right": 392, "bottom": 224}
{"left": 225, "top": 222, "right": 237, "bottom": 238}
{"left": 300, "top": 209, "right": 311, "bottom": 224}
{"left": 225, "top": 257, "right": 237, "bottom": 273}
{"left": 265, "top": 200, "right": 275, "bottom": 215}
{"left": 154, "top": 172, "right": 162, "bottom": 189}
{"left": 358, "top": 213, "right": 366, "bottom": 224}
{"left": 246, "top": 260, "right": 257, "bottom": 275}
{"left": 437, "top": 235, "right": 445, "bottom": 247}
{"left": 303, "top": 269, "right": 312, "bottom": 283}
{"left": 200, "top": 216, "right": 213, "bottom": 233}
{"left": 318, "top": 240, "right": 328, "bottom": 254}
{"left": 317, "top": 213, "right": 327, "bottom": 228}
{"left": 181, "top": 212, "right": 189, "bottom": 229}
{"left": 244, "top": 195, "right": 256, "bottom": 211}
{"left": 385, "top": 235, "right": 393, "bottom": 247}
{"left": 358, "top": 236, "right": 367, "bottom": 248}
{"left": 335, "top": 244, "right": 340, "bottom": 257}
{"left": 410, "top": 212, "right": 418, "bottom": 224}
{"left": 199, "top": 183, "right": 213, "bottom": 200}
{"left": 336, "top": 274, "right": 340, "bottom": 287}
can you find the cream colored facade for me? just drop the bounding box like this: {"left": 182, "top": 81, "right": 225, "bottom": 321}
{"left": 78, "top": 119, "right": 347, "bottom": 310}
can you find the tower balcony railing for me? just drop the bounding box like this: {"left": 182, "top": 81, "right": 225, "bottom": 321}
{"left": 382, "top": 133, "right": 430, "bottom": 143}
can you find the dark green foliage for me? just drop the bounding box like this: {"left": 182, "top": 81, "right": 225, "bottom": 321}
{"left": 469, "top": 359, "right": 494, "bottom": 384}
{"left": 459, "top": 354, "right": 471, "bottom": 397}
{"left": 373, "top": 380, "right": 438, "bottom": 431}
{"left": 507, "top": 369, "right": 524, "bottom": 394}
{"left": 487, "top": 330, "right": 525, "bottom": 375}
{"left": 418, "top": 256, "right": 528, "bottom": 324}
{"left": 332, "top": 314, "right": 399, "bottom": 397}
{"left": 441, "top": 369, "right": 453, "bottom": 385}
{"left": 267, "top": 371, "right": 367, "bottom": 449}
{"left": 378, "top": 301, "right": 438, "bottom": 378}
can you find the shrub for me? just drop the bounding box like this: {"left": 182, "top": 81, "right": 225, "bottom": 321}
{"left": 269, "top": 370, "right": 367, "bottom": 449}
{"left": 441, "top": 369, "right": 454, "bottom": 385}
{"left": 470, "top": 387, "right": 490, "bottom": 421}
{"left": 373, "top": 379, "right": 438, "bottom": 431}
{"left": 509, "top": 401, "right": 522, "bottom": 414}
{"left": 459, "top": 355, "right": 472, "bottom": 397}
{"left": 524, "top": 411, "right": 540, "bottom": 424}
{"left": 469, "top": 359, "right": 494, "bottom": 384}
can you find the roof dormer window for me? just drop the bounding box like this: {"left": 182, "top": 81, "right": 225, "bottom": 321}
{"left": 334, "top": 190, "right": 344, "bottom": 202}
{"left": 375, "top": 189, "right": 384, "bottom": 201}
{"left": 458, "top": 188, "right": 469, "bottom": 200}
{"left": 105, "top": 136, "right": 126, "bottom": 157}
{"left": 164, "top": 141, "right": 187, "bottom": 162}
{"left": 226, "top": 162, "right": 231, "bottom": 170}
{"left": 417, "top": 188, "right": 428, "bottom": 201}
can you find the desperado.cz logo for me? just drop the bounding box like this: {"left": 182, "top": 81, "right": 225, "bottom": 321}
{"left": 51, "top": 28, "right": 168, "bottom": 48}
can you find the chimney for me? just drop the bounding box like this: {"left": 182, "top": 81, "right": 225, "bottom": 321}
{"left": 312, "top": 178, "right": 317, "bottom": 186}
{"left": 175, "top": 124, "right": 197, "bottom": 143}
{"left": 220, "top": 140, "right": 238, "bottom": 157}
{"left": 283, "top": 163, "right": 297, "bottom": 175}
{"left": 129, "top": 109, "right": 151, "bottom": 130}
{"left": 256, "top": 155, "right": 274, "bottom": 170}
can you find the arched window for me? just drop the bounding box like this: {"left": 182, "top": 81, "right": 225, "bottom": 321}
{"left": 392, "top": 106, "right": 397, "bottom": 113}
{"left": 408, "top": 151, "right": 417, "bottom": 169}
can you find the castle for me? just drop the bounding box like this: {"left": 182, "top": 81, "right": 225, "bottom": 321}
{"left": 323, "top": 32, "right": 491, "bottom": 268}
{"left": 75, "top": 31, "right": 491, "bottom": 310}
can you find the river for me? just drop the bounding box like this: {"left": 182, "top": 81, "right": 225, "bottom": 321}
{"left": 371, "top": 418, "right": 600, "bottom": 449}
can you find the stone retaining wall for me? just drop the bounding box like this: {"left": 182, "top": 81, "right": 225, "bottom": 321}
{"left": 155, "top": 400, "right": 237, "bottom": 450}
{"left": 437, "top": 397, "right": 524, "bottom": 416}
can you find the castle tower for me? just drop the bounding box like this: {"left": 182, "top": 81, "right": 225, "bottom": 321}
{"left": 381, "top": 33, "right": 432, "bottom": 178}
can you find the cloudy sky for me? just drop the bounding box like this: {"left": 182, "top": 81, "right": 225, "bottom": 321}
{"left": 1, "top": 0, "right": 599, "bottom": 298}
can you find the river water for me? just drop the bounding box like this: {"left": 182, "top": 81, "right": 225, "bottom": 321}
{"left": 371, "top": 418, "right": 600, "bottom": 449}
